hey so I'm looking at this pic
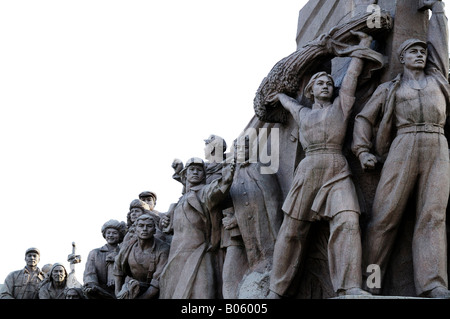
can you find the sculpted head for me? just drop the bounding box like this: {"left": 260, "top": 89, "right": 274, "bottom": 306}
{"left": 304, "top": 71, "right": 334, "bottom": 102}
{"left": 25, "top": 247, "right": 40, "bottom": 269}
{"left": 101, "top": 219, "right": 127, "bottom": 245}
{"left": 233, "top": 135, "right": 250, "bottom": 163}
{"left": 127, "top": 199, "right": 150, "bottom": 226}
{"left": 398, "top": 39, "right": 428, "bottom": 71}
{"left": 181, "top": 157, "right": 206, "bottom": 186}
{"left": 49, "top": 263, "right": 67, "bottom": 284}
{"left": 135, "top": 214, "right": 156, "bottom": 240}
{"left": 138, "top": 191, "right": 157, "bottom": 210}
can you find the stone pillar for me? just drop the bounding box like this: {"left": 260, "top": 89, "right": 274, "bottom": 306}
{"left": 296, "top": 0, "right": 354, "bottom": 49}
{"left": 377, "top": 0, "right": 429, "bottom": 81}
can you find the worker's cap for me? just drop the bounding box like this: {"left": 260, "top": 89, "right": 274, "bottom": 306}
{"left": 138, "top": 191, "right": 157, "bottom": 201}
{"left": 185, "top": 157, "right": 204, "bottom": 168}
{"left": 129, "top": 198, "right": 150, "bottom": 211}
{"left": 397, "top": 38, "right": 427, "bottom": 59}
{"left": 25, "top": 247, "right": 40, "bottom": 256}
{"left": 180, "top": 157, "right": 205, "bottom": 176}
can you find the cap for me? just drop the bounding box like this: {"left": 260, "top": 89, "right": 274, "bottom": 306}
{"left": 397, "top": 38, "right": 427, "bottom": 59}
{"left": 179, "top": 157, "right": 205, "bottom": 176}
{"left": 129, "top": 198, "right": 150, "bottom": 211}
{"left": 138, "top": 191, "right": 157, "bottom": 201}
{"left": 25, "top": 247, "right": 40, "bottom": 256}
{"left": 101, "top": 219, "right": 127, "bottom": 238}
{"left": 185, "top": 157, "right": 204, "bottom": 167}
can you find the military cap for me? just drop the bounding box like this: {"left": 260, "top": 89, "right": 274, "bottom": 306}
{"left": 25, "top": 247, "right": 40, "bottom": 256}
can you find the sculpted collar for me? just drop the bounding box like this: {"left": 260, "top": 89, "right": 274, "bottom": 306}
{"left": 24, "top": 266, "right": 39, "bottom": 274}
{"left": 312, "top": 102, "right": 332, "bottom": 110}
{"left": 187, "top": 183, "right": 205, "bottom": 192}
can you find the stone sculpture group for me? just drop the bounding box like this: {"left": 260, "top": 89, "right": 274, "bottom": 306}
{"left": 2, "top": 0, "right": 450, "bottom": 299}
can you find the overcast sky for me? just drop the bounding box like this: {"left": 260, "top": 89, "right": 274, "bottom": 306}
{"left": 0, "top": 0, "right": 306, "bottom": 283}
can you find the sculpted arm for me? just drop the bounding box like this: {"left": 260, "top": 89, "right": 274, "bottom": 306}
{"left": 340, "top": 31, "right": 373, "bottom": 99}
{"left": 160, "top": 204, "right": 175, "bottom": 234}
{"left": 352, "top": 84, "right": 389, "bottom": 169}
{"left": 276, "top": 93, "right": 304, "bottom": 124}
{"left": 0, "top": 272, "right": 16, "bottom": 299}
{"left": 202, "top": 161, "right": 235, "bottom": 210}
{"left": 82, "top": 250, "right": 99, "bottom": 288}
{"left": 424, "top": 0, "right": 449, "bottom": 77}
{"left": 113, "top": 255, "right": 126, "bottom": 296}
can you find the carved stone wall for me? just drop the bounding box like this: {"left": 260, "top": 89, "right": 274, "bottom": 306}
{"left": 246, "top": 0, "right": 436, "bottom": 298}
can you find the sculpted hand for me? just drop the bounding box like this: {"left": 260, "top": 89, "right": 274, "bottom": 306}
{"left": 222, "top": 160, "right": 236, "bottom": 184}
{"left": 171, "top": 158, "right": 183, "bottom": 174}
{"left": 350, "top": 30, "right": 373, "bottom": 48}
{"left": 222, "top": 215, "right": 237, "bottom": 230}
{"left": 359, "top": 151, "right": 377, "bottom": 170}
{"left": 160, "top": 215, "right": 171, "bottom": 228}
{"left": 67, "top": 253, "right": 81, "bottom": 264}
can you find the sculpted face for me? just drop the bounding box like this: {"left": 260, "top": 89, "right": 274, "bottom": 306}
{"left": 401, "top": 45, "right": 427, "bottom": 70}
{"left": 142, "top": 197, "right": 155, "bottom": 210}
{"left": 65, "top": 289, "right": 81, "bottom": 299}
{"left": 136, "top": 218, "right": 156, "bottom": 240}
{"left": 186, "top": 164, "right": 205, "bottom": 185}
{"left": 105, "top": 228, "right": 120, "bottom": 245}
{"left": 235, "top": 137, "right": 250, "bottom": 163}
{"left": 51, "top": 265, "right": 66, "bottom": 283}
{"left": 130, "top": 207, "right": 144, "bottom": 223}
{"left": 311, "top": 75, "right": 333, "bottom": 101}
{"left": 25, "top": 252, "right": 40, "bottom": 268}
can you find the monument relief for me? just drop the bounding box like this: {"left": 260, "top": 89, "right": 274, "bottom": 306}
{"left": 3, "top": 0, "right": 450, "bottom": 300}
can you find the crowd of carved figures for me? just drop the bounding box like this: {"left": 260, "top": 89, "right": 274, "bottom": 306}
{"left": 2, "top": 0, "right": 450, "bottom": 299}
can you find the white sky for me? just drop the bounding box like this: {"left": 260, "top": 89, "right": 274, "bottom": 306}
{"left": 0, "top": 0, "right": 306, "bottom": 283}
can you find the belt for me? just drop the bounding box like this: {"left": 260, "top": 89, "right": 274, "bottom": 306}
{"left": 305, "top": 143, "right": 342, "bottom": 155}
{"left": 397, "top": 123, "right": 444, "bottom": 135}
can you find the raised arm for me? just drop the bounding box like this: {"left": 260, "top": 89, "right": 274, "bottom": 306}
{"left": 276, "top": 93, "right": 305, "bottom": 124}
{"left": 340, "top": 31, "right": 373, "bottom": 98}
{"left": 424, "top": 0, "right": 448, "bottom": 77}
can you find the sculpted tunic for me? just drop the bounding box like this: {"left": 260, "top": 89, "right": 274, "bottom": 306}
{"left": 229, "top": 161, "right": 283, "bottom": 268}
{"left": 159, "top": 177, "right": 231, "bottom": 299}
{"left": 114, "top": 237, "right": 169, "bottom": 296}
{"left": 0, "top": 267, "right": 44, "bottom": 299}
{"left": 282, "top": 91, "right": 360, "bottom": 221}
{"left": 83, "top": 244, "right": 119, "bottom": 297}
{"left": 39, "top": 282, "right": 66, "bottom": 299}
